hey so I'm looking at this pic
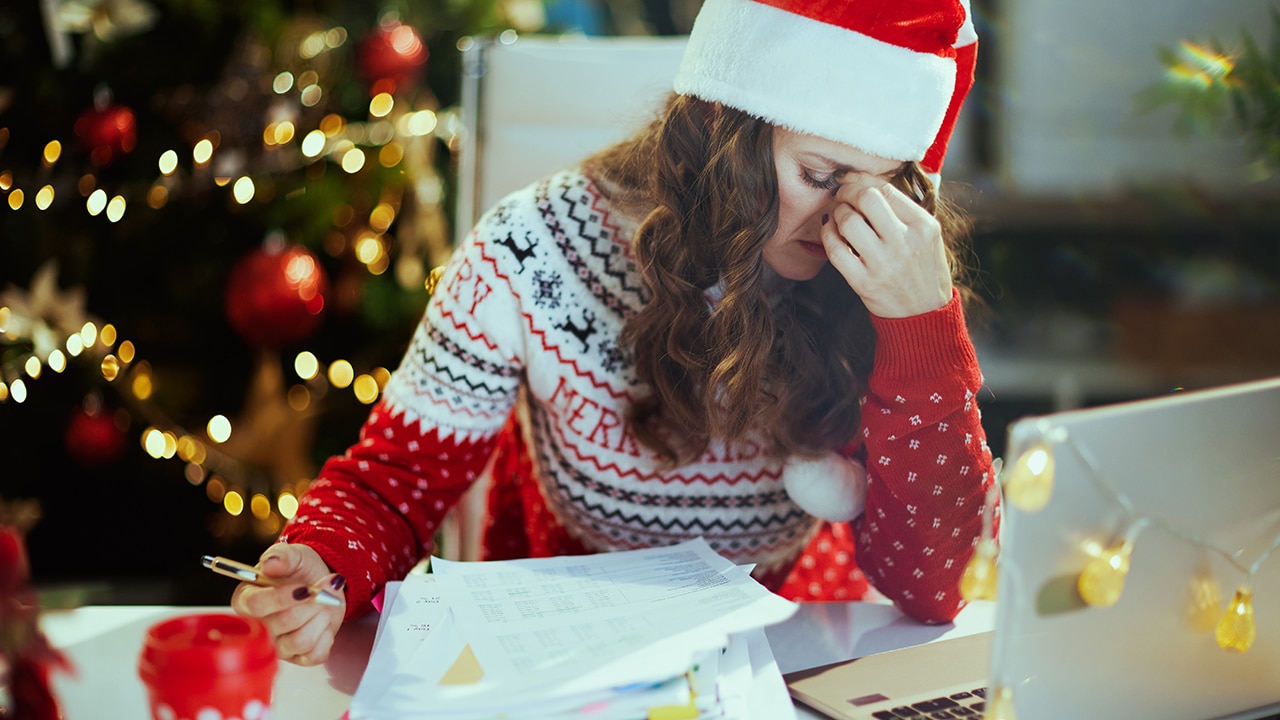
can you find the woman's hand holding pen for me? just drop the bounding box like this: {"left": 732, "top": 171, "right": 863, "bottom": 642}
{"left": 821, "top": 178, "right": 952, "bottom": 319}
{"left": 229, "top": 543, "right": 347, "bottom": 666}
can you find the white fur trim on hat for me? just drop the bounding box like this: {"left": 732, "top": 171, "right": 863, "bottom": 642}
{"left": 783, "top": 452, "right": 868, "bottom": 523}
{"left": 673, "top": 0, "right": 957, "bottom": 163}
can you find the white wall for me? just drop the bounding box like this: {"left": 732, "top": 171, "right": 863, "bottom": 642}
{"left": 990, "top": 0, "right": 1276, "bottom": 197}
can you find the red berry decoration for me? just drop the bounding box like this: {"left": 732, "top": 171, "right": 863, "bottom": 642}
{"left": 65, "top": 404, "right": 127, "bottom": 469}
{"left": 225, "top": 243, "right": 330, "bottom": 349}
{"left": 73, "top": 102, "right": 137, "bottom": 166}
{"left": 357, "top": 20, "right": 428, "bottom": 92}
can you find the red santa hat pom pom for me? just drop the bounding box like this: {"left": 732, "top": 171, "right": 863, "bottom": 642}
{"left": 783, "top": 453, "right": 868, "bottom": 523}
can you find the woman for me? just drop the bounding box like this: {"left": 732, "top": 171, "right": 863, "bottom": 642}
{"left": 233, "top": 0, "right": 995, "bottom": 666}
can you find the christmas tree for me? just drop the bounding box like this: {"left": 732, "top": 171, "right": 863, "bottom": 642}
{"left": 0, "top": 0, "right": 525, "bottom": 605}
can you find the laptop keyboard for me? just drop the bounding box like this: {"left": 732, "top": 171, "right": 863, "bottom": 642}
{"left": 869, "top": 687, "right": 987, "bottom": 718}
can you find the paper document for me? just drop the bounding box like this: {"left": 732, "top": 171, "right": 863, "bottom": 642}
{"left": 349, "top": 537, "right": 798, "bottom": 720}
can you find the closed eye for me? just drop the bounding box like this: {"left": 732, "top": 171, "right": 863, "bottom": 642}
{"left": 800, "top": 168, "right": 843, "bottom": 193}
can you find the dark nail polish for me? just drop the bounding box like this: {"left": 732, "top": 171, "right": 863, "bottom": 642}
{"left": 330, "top": 574, "right": 346, "bottom": 591}
{"left": 821, "top": 214, "right": 829, "bottom": 225}
{"left": 293, "top": 586, "right": 313, "bottom": 601}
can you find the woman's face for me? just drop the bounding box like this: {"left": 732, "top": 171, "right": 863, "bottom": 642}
{"left": 764, "top": 127, "right": 904, "bottom": 281}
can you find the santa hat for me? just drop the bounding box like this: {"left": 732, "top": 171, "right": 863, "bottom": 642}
{"left": 673, "top": 0, "right": 978, "bottom": 178}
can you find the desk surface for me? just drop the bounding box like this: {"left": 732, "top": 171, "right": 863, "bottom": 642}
{"left": 41, "top": 600, "right": 995, "bottom": 720}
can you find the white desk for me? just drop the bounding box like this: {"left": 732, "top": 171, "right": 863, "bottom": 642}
{"left": 40, "top": 600, "right": 996, "bottom": 719}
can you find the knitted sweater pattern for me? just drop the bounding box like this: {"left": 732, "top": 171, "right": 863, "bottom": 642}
{"left": 282, "top": 169, "right": 995, "bottom": 623}
{"left": 393, "top": 169, "right": 816, "bottom": 566}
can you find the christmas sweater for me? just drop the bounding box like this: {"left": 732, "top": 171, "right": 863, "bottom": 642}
{"left": 281, "top": 168, "right": 996, "bottom": 625}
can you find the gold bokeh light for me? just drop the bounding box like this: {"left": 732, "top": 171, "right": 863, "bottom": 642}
{"left": 341, "top": 148, "right": 366, "bottom": 174}
{"left": 369, "top": 92, "right": 394, "bottom": 118}
{"left": 193, "top": 138, "right": 214, "bottom": 165}
{"left": 106, "top": 195, "right": 126, "bottom": 222}
{"left": 233, "top": 176, "right": 255, "bottom": 204}
{"left": 278, "top": 492, "right": 299, "bottom": 519}
{"left": 87, "top": 189, "right": 107, "bottom": 215}
{"left": 379, "top": 142, "right": 404, "bottom": 168}
{"left": 159, "top": 150, "right": 179, "bottom": 175}
{"left": 328, "top": 359, "right": 354, "bottom": 388}
{"left": 294, "top": 350, "right": 319, "bottom": 380}
{"left": 35, "top": 185, "right": 54, "bottom": 210}
{"left": 101, "top": 354, "right": 120, "bottom": 380}
{"left": 224, "top": 490, "right": 245, "bottom": 516}
{"left": 250, "top": 493, "right": 271, "bottom": 520}
{"left": 301, "top": 129, "right": 326, "bottom": 158}
{"left": 273, "top": 71, "right": 295, "bottom": 94}
{"left": 207, "top": 414, "right": 232, "bottom": 443}
{"left": 353, "top": 374, "right": 379, "bottom": 404}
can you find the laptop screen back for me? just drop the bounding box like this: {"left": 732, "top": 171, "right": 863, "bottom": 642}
{"left": 995, "top": 376, "right": 1280, "bottom": 719}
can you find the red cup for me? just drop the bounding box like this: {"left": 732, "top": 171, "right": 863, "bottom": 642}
{"left": 138, "top": 613, "right": 279, "bottom": 720}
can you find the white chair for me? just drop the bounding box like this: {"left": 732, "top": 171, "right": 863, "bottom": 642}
{"left": 453, "top": 32, "right": 689, "bottom": 244}
{"left": 441, "top": 32, "right": 688, "bottom": 560}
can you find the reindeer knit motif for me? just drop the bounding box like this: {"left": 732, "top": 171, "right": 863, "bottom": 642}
{"left": 282, "top": 169, "right": 996, "bottom": 624}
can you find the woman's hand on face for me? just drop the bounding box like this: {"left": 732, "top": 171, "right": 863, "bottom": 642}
{"left": 821, "top": 179, "right": 952, "bottom": 319}
{"left": 230, "top": 543, "right": 347, "bottom": 666}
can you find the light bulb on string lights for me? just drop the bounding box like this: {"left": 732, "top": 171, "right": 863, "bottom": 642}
{"left": 960, "top": 461, "right": 1002, "bottom": 602}
{"left": 1216, "top": 585, "right": 1256, "bottom": 652}
{"left": 1207, "top": 529, "right": 1280, "bottom": 652}
{"left": 1056, "top": 429, "right": 1280, "bottom": 653}
{"left": 986, "top": 685, "right": 1017, "bottom": 720}
{"left": 1003, "top": 440, "right": 1055, "bottom": 513}
{"left": 1186, "top": 567, "right": 1224, "bottom": 633}
{"left": 0, "top": 268, "right": 302, "bottom": 538}
{"left": 1077, "top": 526, "right": 1143, "bottom": 608}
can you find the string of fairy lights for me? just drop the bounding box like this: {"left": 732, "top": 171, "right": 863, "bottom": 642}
{"left": 0, "top": 16, "right": 456, "bottom": 539}
{"left": 0, "top": 305, "right": 388, "bottom": 536}
{"left": 959, "top": 424, "right": 1279, "bottom": 720}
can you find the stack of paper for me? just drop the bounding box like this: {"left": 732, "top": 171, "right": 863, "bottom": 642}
{"left": 348, "top": 538, "right": 799, "bottom": 720}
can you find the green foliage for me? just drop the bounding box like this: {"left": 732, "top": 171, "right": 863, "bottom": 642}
{"left": 1137, "top": 8, "right": 1280, "bottom": 170}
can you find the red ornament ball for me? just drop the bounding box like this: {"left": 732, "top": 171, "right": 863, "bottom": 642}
{"left": 225, "top": 244, "right": 330, "bottom": 348}
{"left": 65, "top": 404, "right": 128, "bottom": 469}
{"left": 357, "top": 21, "right": 428, "bottom": 92}
{"left": 74, "top": 103, "right": 137, "bottom": 166}
{"left": 0, "top": 526, "right": 29, "bottom": 595}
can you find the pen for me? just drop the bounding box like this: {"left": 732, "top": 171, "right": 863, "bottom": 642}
{"left": 201, "top": 555, "right": 343, "bottom": 607}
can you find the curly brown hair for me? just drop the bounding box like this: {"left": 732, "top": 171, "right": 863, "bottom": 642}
{"left": 584, "top": 94, "right": 973, "bottom": 467}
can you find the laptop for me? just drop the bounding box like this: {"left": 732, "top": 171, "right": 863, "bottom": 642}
{"left": 786, "top": 376, "right": 1280, "bottom": 720}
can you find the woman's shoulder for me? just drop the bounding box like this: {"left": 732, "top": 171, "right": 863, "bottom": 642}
{"left": 462, "top": 166, "right": 647, "bottom": 323}
{"left": 472, "top": 167, "right": 638, "bottom": 264}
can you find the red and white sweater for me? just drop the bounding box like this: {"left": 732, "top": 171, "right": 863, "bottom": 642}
{"left": 282, "top": 169, "right": 996, "bottom": 624}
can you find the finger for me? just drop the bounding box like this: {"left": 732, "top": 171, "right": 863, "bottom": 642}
{"left": 847, "top": 185, "right": 908, "bottom": 240}
{"left": 820, "top": 214, "right": 870, "bottom": 287}
{"left": 260, "top": 589, "right": 327, "bottom": 639}
{"left": 829, "top": 204, "right": 879, "bottom": 260}
{"left": 235, "top": 579, "right": 321, "bottom": 619}
{"left": 874, "top": 181, "right": 933, "bottom": 226}
{"left": 315, "top": 572, "right": 347, "bottom": 597}
{"left": 259, "top": 543, "right": 305, "bottom": 580}
{"left": 277, "top": 609, "right": 334, "bottom": 662}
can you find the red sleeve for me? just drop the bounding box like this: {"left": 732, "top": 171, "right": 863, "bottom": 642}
{"left": 853, "top": 289, "right": 997, "bottom": 624}
{"left": 280, "top": 403, "right": 496, "bottom": 619}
